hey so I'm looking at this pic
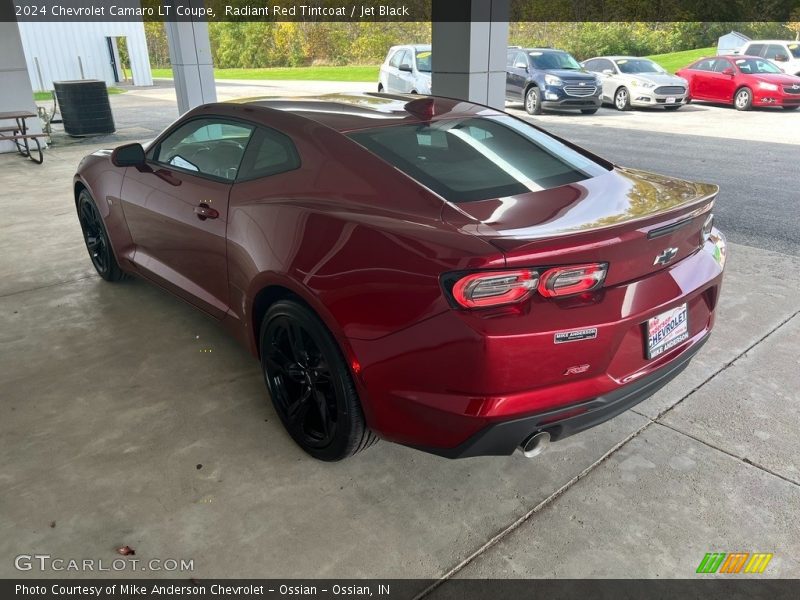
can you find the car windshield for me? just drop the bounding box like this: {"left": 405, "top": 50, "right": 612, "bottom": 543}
{"left": 788, "top": 42, "right": 800, "bottom": 58}
{"left": 347, "top": 116, "right": 609, "bottom": 203}
{"left": 615, "top": 58, "right": 666, "bottom": 74}
{"left": 733, "top": 58, "right": 783, "bottom": 74}
{"left": 529, "top": 51, "right": 582, "bottom": 70}
{"left": 415, "top": 50, "right": 431, "bottom": 72}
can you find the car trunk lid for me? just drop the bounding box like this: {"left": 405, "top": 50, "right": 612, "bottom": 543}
{"left": 442, "top": 167, "right": 718, "bottom": 286}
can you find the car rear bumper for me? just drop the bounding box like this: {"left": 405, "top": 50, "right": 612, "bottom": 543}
{"left": 417, "top": 332, "right": 708, "bottom": 458}
{"left": 350, "top": 232, "right": 726, "bottom": 457}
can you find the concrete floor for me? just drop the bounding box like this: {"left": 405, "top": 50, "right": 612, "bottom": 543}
{"left": 1, "top": 86, "right": 799, "bottom": 584}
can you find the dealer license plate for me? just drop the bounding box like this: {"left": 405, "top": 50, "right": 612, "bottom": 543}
{"left": 646, "top": 304, "right": 688, "bottom": 359}
{"left": 666, "top": 97, "right": 676, "bottom": 104}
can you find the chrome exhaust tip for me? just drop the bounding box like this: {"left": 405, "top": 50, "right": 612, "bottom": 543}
{"left": 520, "top": 431, "right": 550, "bottom": 458}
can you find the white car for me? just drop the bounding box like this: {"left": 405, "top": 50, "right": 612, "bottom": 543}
{"left": 582, "top": 56, "right": 689, "bottom": 110}
{"left": 378, "top": 44, "right": 432, "bottom": 94}
{"left": 735, "top": 40, "right": 800, "bottom": 76}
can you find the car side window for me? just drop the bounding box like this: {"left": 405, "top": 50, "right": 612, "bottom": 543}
{"left": 506, "top": 51, "right": 516, "bottom": 68}
{"left": 399, "top": 50, "right": 412, "bottom": 68}
{"left": 583, "top": 59, "right": 599, "bottom": 71}
{"left": 237, "top": 126, "right": 301, "bottom": 182}
{"left": 767, "top": 44, "right": 789, "bottom": 61}
{"left": 389, "top": 49, "right": 404, "bottom": 68}
{"left": 746, "top": 44, "right": 765, "bottom": 57}
{"left": 153, "top": 118, "right": 254, "bottom": 181}
{"left": 514, "top": 52, "right": 528, "bottom": 68}
{"left": 691, "top": 59, "right": 712, "bottom": 71}
{"left": 712, "top": 59, "right": 732, "bottom": 73}
{"left": 600, "top": 59, "right": 615, "bottom": 72}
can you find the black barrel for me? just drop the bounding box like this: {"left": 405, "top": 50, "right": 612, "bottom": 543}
{"left": 53, "top": 80, "right": 115, "bottom": 136}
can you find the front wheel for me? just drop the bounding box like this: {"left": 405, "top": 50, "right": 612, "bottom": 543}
{"left": 734, "top": 87, "right": 753, "bottom": 111}
{"left": 614, "top": 87, "right": 631, "bottom": 111}
{"left": 524, "top": 86, "right": 542, "bottom": 115}
{"left": 76, "top": 190, "right": 126, "bottom": 282}
{"left": 260, "top": 300, "right": 378, "bottom": 461}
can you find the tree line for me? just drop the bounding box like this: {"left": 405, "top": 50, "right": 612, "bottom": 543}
{"left": 144, "top": 22, "right": 795, "bottom": 69}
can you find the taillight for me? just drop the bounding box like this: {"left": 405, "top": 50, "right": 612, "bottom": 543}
{"left": 451, "top": 270, "right": 539, "bottom": 309}
{"left": 538, "top": 263, "right": 607, "bottom": 298}
{"left": 701, "top": 213, "right": 714, "bottom": 244}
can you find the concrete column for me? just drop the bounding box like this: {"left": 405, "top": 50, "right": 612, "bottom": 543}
{"left": 0, "top": 20, "right": 41, "bottom": 154}
{"left": 431, "top": 0, "right": 509, "bottom": 109}
{"left": 164, "top": 0, "right": 216, "bottom": 115}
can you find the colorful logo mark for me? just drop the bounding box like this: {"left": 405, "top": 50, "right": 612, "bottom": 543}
{"left": 696, "top": 552, "right": 773, "bottom": 574}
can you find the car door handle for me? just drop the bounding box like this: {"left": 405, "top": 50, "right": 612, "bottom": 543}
{"left": 194, "top": 203, "right": 219, "bottom": 221}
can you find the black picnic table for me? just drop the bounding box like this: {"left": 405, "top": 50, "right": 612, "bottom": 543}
{"left": 0, "top": 110, "right": 44, "bottom": 164}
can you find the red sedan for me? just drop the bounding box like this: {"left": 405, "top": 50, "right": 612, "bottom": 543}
{"left": 74, "top": 94, "right": 726, "bottom": 461}
{"left": 677, "top": 55, "right": 800, "bottom": 110}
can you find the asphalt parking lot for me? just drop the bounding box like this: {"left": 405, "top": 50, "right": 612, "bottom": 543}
{"left": 1, "top": 81, "right": 798, "bottom": 584}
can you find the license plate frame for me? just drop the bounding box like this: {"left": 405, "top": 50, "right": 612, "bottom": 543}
{"left": 646, "top": 303, "right": 689, "bottom": 359}
{"left": 666, "top": 96, "right": 677, "bottom": 104}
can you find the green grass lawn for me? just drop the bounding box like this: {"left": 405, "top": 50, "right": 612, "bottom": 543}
{"left": 34, "top": 87, "right": 126, "bottom": 101}
{"left": 645, "top": 47, "right": 716, "bottom": 73}
{"left": 151, "top": 65, "right": 380, "bottom": 82}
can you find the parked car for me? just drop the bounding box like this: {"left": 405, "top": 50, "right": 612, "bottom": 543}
{"left": 581, "top": 56, "right": 689, "bottom": 110}
{"left": 75, "top": 93, "right": 726, "bottom": 461}
{"left": 378, "top": 44, "right": 431, "bottom": 94}
{"left": 734, "top": 40, "right": 800, "bottom": 76}
{"left": 506, "top": 47, "right": 602, "bottom": 114}
{"left": 676, "top": 55, "right": 800, "bottom": 111}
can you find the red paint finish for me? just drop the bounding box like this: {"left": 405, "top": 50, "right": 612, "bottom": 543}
{"left": 677, "top": 55, "right": 800, "bottom": 108}
{"left": 74, "top": 93, "right": 726, "bottom": 455}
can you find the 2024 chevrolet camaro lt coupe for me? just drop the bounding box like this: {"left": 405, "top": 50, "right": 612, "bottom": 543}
{"left": 74, "top": 93, "right": 727, "bottom": 461}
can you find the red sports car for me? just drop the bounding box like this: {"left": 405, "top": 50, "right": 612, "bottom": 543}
{"left": 677, "top": 55, "right": 800, "bottom": 110}
{"left": 74, "top": 93, "right": 726, "bottom": 461}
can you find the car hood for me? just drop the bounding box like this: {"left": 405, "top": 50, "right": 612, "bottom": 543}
{"left": 546, "top": 69, "right": 596, "bottom": 80}
{"left": 442, "top": 167, "right": 717, "bottom": 242}
{"left": 619, "top": 72, "right": 687, "bottom": 86}
{"left": 749, "top": 73, "right": 800, "bottom": 85}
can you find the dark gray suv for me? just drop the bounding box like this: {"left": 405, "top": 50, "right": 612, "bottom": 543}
{"left": 506, "top": 47, "right": 602, "bottom": 114}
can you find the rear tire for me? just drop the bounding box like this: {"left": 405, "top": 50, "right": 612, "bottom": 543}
{"left": 524, "top": 86, "right": 542, "bottom": 115}
{"left": 76, "top": 190, "right": 126, "bottom": 282}
{"left": 614, "top": 87, "right": 631, "bottom": 111}
{"left": 377, "top": 83, "right": 383, "bottom": 92}
{"left": 734, "top": 87, "right": 752, "bottom": 111}
{"left": 260, "top": 300, "right": 378, "bottom": 461}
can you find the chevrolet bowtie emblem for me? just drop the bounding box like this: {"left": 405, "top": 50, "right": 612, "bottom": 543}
{"left": 654, "top": 247, "right": 679, "bottom": 266}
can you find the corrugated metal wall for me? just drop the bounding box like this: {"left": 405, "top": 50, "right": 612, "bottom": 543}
{"left": 17, "top": 21, "right": 153, "bottom": 91}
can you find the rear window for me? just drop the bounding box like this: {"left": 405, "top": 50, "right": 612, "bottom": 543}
{"left": 347, "top": 116, "right": 608, "bottom": 203}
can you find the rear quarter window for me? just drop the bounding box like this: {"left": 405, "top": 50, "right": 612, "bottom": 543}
{"left": 348, "top": 116, "right": 609, "bottom": 203}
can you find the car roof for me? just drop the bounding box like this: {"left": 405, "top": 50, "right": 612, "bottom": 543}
{"left": 743, "top": 40, "right": 793, "bottom": 44}
{"left": 590, "top": 56, "right": 654, "bottom": 61}
{"left": 389, "top": 44, "right": 431, "bottom": 51}
{"left": 227, "top": 92, "right": 501, "bottom": 133}
{"left": 518, "top": 47, "right": 565, "bottom": 53}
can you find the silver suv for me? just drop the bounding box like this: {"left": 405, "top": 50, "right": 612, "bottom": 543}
{"left": 378, "top": 45, "right": 432, "bottom": 94}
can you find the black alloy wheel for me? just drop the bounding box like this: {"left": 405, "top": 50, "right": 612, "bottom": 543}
{"left": 260, "top": 300, "right": 377, "bottom": 461}
{"left": 77, "top": 190, "right": 125, "bottom": 281}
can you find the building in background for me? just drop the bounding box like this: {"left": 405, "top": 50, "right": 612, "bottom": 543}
{"left": 17, "top": 21, "right": 153, "bottom": 91}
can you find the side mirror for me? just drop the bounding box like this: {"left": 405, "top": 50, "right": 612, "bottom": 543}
{"left": 399, "top": 63, "right": 412, "bottom": 72}
{"left": 514, "top": 62, "right": 528, "bottom": 70}
{"left": 722, "top": 67, "right": 735, "bottom": 76}
{"left": 774, "top": 54, "right": 788, "bottom": 62}
{"left": 111, "top": 143, "right": 146, "bottom": 168}
{"left": 602, "top": 69, "right": 614, "bottom": 75}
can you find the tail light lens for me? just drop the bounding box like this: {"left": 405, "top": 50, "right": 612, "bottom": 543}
{"left": 451, "top": 270, "right": 539, "bottom": 309}
{"left": 538, "top": 263, "right": 607, "bottom": 298}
